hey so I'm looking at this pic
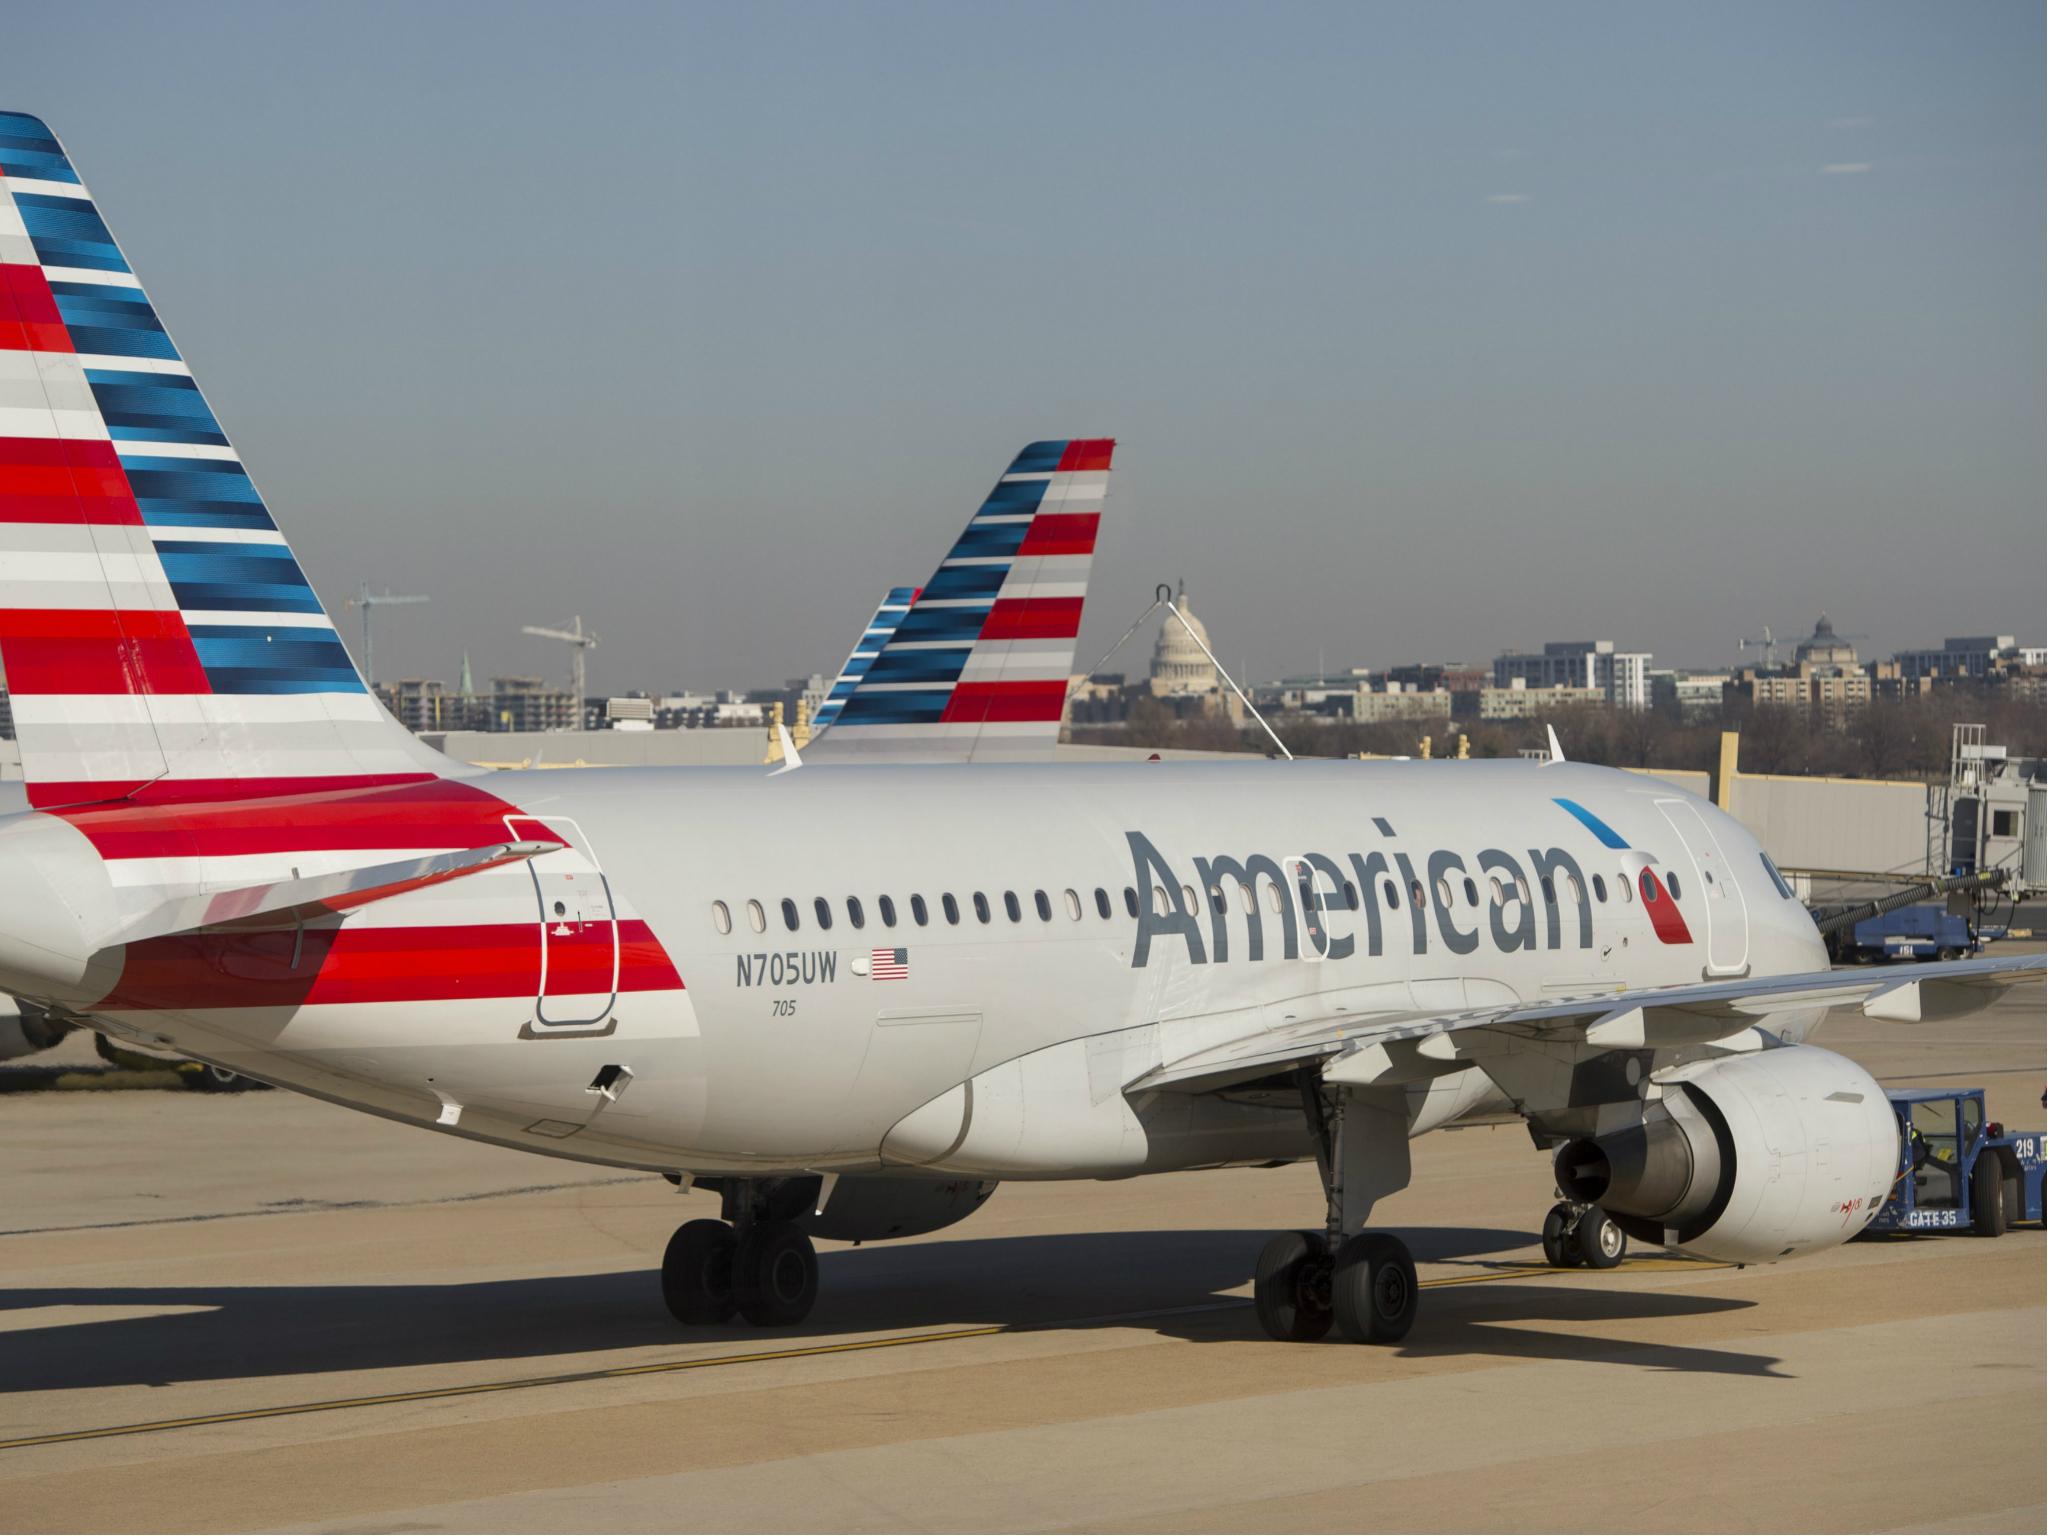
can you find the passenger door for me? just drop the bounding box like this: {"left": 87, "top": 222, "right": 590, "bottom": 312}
{"left": 1655, "top": 799, "right": 1749, "bottom": 977}
{"left": 507, "top": 815, "right": 620, "bottom": 1028}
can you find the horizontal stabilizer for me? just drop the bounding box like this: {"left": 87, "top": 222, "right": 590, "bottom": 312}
{"left": 111, "top": 839, "right": 563, "bottom": 945}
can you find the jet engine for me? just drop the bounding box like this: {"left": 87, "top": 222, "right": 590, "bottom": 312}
{"left": 0, "top": 997, "right": 69, "bottom": 1063}
{"left": 1553, "top": 1045, "right": 1897, "bottom": 1264}
{"left": 802, "top": 1176, "right": 999, "bottom": 1242}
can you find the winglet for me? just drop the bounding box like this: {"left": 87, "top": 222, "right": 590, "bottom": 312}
{"left": 771, "top": 720, "right": 803, "bottom": 775}
{"left": 1546, "top": 724, "right": 1566, "bottom": 764}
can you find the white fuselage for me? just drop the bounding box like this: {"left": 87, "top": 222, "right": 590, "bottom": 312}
{"left": 7, "top": 759, "right": 1830, "bottom": 1181}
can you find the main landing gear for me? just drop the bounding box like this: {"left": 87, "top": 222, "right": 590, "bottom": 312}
{"left": 1253, "top": 1073, "right": 1419, "bottom": 1345}
{"left": 1540, "top": 1199, "right": 1626, "bottom": 1269}
{"left": 661, "top": 1182, "right": 820, "bottom": 1329}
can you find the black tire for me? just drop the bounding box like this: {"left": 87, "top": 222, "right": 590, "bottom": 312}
{"left": 662, "top": 1219, "right": 739, "bottom": 1325}
{"left": 1540, "top": 1203, "right": 1578, "bottom": 1268}
{"left": 1331, "top": 1233, "right": 1418, "bottom": 1345}
{"left": 187, "top": 1064, "right": 248, "bottom": 1093}
{"left": 1970, "top": 1154, "right": 2008, "bottom": 1238}
{"left": 1936, "top": 947, "right": 1960, "bottom": 962}
{"left": 734, "top": 1219, "right": 818, "bottom": 1327}
{"left": 2003, "top": 1173, "right": 2023, "bottom": 1228}
{"left": 1253, "top": 1230, "right": 1333, "bottom": 1342}
{"left": 1575, "top": 1205, "right": 1626, "bottom": 1269}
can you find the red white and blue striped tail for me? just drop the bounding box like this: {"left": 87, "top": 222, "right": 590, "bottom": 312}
{"left": 810, "top": 585, "right": 918, "bottom": 733}
{"left": 0, "top": 112, "right": 454, "bottom": 810}
{"left": 806, "top": 439, "right": 1113, "bottom": 763}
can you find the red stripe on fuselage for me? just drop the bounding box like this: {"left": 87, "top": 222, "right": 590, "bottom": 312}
{"left": 1016, "top": 512, "right": 1099, "bottom": 558}
{"left": 1640, "top": 871, "right": 1693, "bottom": 944}
{"left": 0, "top": 265, "right": 73, "bottom": 354}
{"left": 940, "top": 678, "right": 1068, "bottom": 723}
{"left": 979, "top": 596, "right": 1083, "bottom": 641}
{"left": 95, "top": 918, "right": 683, "bottom": 1011}
{"left": 52, "top": 777, "right": 525, "bottom": 859}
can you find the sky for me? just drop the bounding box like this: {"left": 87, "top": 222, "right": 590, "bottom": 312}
{"left": 6, "top": 1, "right": 2042, "bottom": 694}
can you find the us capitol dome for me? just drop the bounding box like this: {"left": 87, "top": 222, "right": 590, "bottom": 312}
{"left": 1138, "top": 585, "right": 1228, "bottom": 724}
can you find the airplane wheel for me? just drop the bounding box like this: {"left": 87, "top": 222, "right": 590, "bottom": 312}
{"left": 1970, "top": 1155, "right": 2008, "bottom": 1237}
{"left": 1331, "top": 1233, "right": 1417, "bottom": 1345}
{"left": 1540, "top": 1203, "right": 1579, "bottom": 1268}
{"left": 1253, "top": 1230, "right": 1333, "bottom": 1342}
{"left": 734, "top": 1219, "right": 818, "bottom": 1327}
{"left": 662, "top": 1219, "right": 738, "bottom": 1324}
{"left": 1575, "top": 1205, "right": 1626, "bottom": 1269}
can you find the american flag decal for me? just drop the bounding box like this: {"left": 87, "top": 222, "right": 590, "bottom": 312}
{"left": 870, "top": 947, "right": 909, "bottom": 981}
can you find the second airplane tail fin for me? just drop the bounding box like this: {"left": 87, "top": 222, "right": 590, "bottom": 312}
{"left": 811, "top": 586, "right": 919, "bottom": 733}
{"left": 807, "top": 438, "right": 1114, "bottom": 763}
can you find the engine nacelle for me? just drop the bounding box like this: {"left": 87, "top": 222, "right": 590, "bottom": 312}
{"left": 1554, "top": 1045, "right": 1896, "bottom": 1264}
{"left": 802, "top": 1176, "right": 998, "bottom": 1242}
{"left": 0, "top": 997, "right": 69, "bottom": 1063}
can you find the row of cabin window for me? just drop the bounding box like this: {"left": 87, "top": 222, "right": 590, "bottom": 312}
{"left": 1285, "top": 867, "right": 1681, "bottom": 916}
{"left": 712, "top": 885, "right": 1140, "bottom": 935}
{"left": 709, "top": 864, "right": 1689, "bottom": 937}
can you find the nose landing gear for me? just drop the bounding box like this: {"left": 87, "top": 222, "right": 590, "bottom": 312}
{"left": 660, "top": 1182, "right": 821, "bottom": 1329}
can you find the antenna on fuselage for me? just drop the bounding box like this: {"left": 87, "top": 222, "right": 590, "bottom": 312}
{"left": 1545, "top": 723, "right": 1567, "bottom": 765}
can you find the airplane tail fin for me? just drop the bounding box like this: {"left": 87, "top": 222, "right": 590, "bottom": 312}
{"left": 811, "top": 586, "right": 919, "bottom": 733}
{"left": 0, "top": 112, "right": 453, "bottom": 809}
{"left": 806, "top": 438, "right": 1114, "bottom": 763}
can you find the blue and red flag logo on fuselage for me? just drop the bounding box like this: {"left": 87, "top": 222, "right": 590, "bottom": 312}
{"left": 1553, "top": 798, "right": 1692, "bottom": 945}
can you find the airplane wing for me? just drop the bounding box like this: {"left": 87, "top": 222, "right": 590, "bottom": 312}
{"left": 111, "top": 839, "right": 564, "bottom": 945}
{"left": 805, "top": 439, "right": 1113, "bottom": 764}
{"left": 1133, "top": 952, "right": 2047, "bottom": 1095}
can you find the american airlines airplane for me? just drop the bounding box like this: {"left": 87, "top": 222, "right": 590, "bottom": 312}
{"left": 0, "top": 113, "right": 2038, "bottom": 1346}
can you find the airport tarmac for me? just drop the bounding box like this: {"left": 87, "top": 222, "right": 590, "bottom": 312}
{"left": 0, "top": 949, "right": 2041, "bottom": 1534}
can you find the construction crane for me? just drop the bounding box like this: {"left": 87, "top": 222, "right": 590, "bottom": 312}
{"left": 345, "top": 583, "right": 428, "bottom": 687}
{"left": 523, "top": 615, "right": 600, "bottom": 706}
{"left": 1739, "top": 626, "right": 1777, "bottom": 669}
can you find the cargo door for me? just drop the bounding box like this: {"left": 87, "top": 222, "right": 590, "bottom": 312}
{"left": 842, "top": 1005, "right": 983, "bottom": 1154}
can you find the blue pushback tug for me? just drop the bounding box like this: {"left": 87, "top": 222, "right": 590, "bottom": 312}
{"left": 1862, "top": 1088, "right": 2045, "bottom": 1236}
{"left": 1844, "top": 905, "right": 1978, "bottom": 964}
